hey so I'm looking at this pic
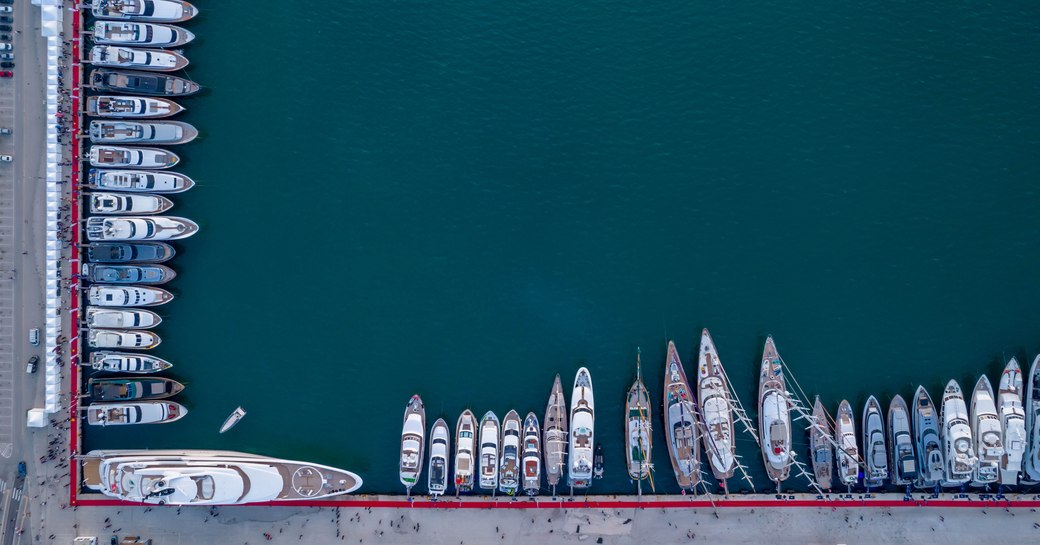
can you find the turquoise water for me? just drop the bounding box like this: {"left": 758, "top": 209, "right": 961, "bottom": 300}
{"left": 83, "top": 2, "right": 1040, "bottom": 494}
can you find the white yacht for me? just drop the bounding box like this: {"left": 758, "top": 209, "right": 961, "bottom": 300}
{"left": 998, "top": 358, "right": 1027, "bottom": 485}
{"left": 1024, "top": 355, "right": 1040, "bottom": 483}
{"left": 86, "top": 216, "right": 199, "bottom": 241}
{"left": 91, "top": 351, "right": 172, "bottom": 373}
{"left": 835, "top": 399, "right": 859, "bottom": 488}
{"left": 887, "top": 395, "right": 917, "bottom": 486}
{"left": 86, "top": 401, "right": 186, "bottom": 426}
{"left": 398, "top": 395, "right": 425, "bottom": 492}
{"left": 521, "top": 412, "right": 541, "bottom": 495}
{"left": 809, "top": 396, "right": 834, "bottom": 491}
{"left": 87, "top": 328, "right": 161, "bottom": 350}
{"left": 88, "top": 169, "right": 195, "bottom": 193}
{"left": 89, "top": 120, "right": 198, "bottom": 145}
{"left": 625, "top": 351, "right": 653, "bottom": 487}
{"left": 81, "top": 450, "right": 362, "bottom": 504}
{"left": 568, "top": 367, "right": 595, "bottom": 489}
{"left": 90, "top": 193, "right": 174, "bottom": 215}
{"left": 758, "top": 336, "right": 792, "bottom": 487}
{"left": 697, "top": 329, "right": 736, "bottom": 486}
{"left": 941, "top": 380, "right": 977, "bottom": 486}
{"left": 86, "top": 306, "right": 162, "bottom": 329}
{"left": 88, "top": 285, "right": 173, "bottom": 307}
{"left": 478, "top": 411, "right": 500, "bottom": 491}
{"left": 92, "top": 21, "right": 195, "bottom": 47}
{"left": 663, "top": 341, "right": 699, "bottom": 491}
{"left": 89, "top": 145, "right": 180, "bottom": 169}
{"left": 970, "top": 375, "right": 1002, "bottom": 486}
{"left": 453, "top": 410, "right": 477, "bottom": 493}
{"left": 91, "top": 45, "right": 189, "bottom": 72}
{"left": 499, "top": 410, "right": 521, "bottom": 495}
{"left": 542, "top": 376, "right": 567, "bottom": 493}
{"left": 862, "top": 396, "right": 888, "bottom": 488}
{"left": 913, "top": 386, "right": 944, "bottom": 488}
{"left": 87, "top": 96, "right": 184, "bottom": 119}
{"left": 92, "top": 0, "right": 198, "bottom": 23}
{"left": 427, "top": 418, "right": 449, "bottom": 497}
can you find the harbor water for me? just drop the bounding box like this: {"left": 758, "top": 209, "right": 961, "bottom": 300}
{"left": 82, "top": 1, "right": 1040, "bottom": 494}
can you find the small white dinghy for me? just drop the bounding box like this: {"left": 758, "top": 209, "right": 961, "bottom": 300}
{"left": 220, "top": 407, "right": 246, "bottom": 433}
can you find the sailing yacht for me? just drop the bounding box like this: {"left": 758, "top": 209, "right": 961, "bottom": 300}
{"left": 997, "top": 359, "right": 1026, "bottom": 485}
{"left": 398, "top": 395, "right": 425, "bottom": 492}
{"left": 478, "top": 411, "right": 500, "bottom": 491}
{"left": 1024, "top": 355, "right": 1040, "bottom": 483}
{"left": 940, "top": 380, "right": 977, "bottom": 486}
{"left": 809, "top": 396, "right": 833, "bottom": 490}
{"left": 542, "top": 375, "right": 568, "bottom": 493}
{"left": 625, "top": 351, "right": 653, "bottom": 485}
{"left": 835, "top": 400, "right": 859, "bottom": 487}
{"left": 499, "top": 410, "right": 522, "bottom": 495}
{"left": 862, "top": 396, "right": 888, "bottom": 488}
{"left": 568, "top": 368, "right": 595, "bottom": 489}
{"left": 970, "top": 375, "right": 1002, "bottom": 486}
{"left": 758, "top": 336, "right": 792, "bottom": 486}
{"left": 427, "top": 419, "right": 450, "bottom": 497}
{"left": 697, "top": 329, "right": 736, "bottom": 486}
{"left": 912, "top": 386, "right": 944, "bottom": 488}
{"left": 887, "top": 395, "right": 917, "bottom": 486}
{"left": 663, "top": 341, "right": 700, "bottom": 491}
{"left": 521, "top": 413, "right": 541, "bottom": 495}
{"left": 453, "top": 410, "right": 477, "bottom": 493}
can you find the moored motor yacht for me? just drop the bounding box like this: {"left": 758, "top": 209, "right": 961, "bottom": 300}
{"left": 91, "top": 0, "right": 198, "bottom": 23}
{"left": 1023, "top": 355, "right": 1040, "bottom": 483}
{"left": 89, "top": 120, "right": 198, "bottom": 145}
{"left": 87, "top": 285, "right": 173, "bottom": 307}
{"left": 862, "top": 396, "right": 888, "bottom": 489}
{"left": 835, "top": 399, "right": 859, "bottom": 488}
{"left": 86, "top": 216, "right": 199, "bottom": 241}
{"left": 86, "top": 401, "right": 186, "bottom": 426}
{"left": 90, "top": 192, "right": 174, "bottom": 215}
{"left": 758, "top": 336, "right": 792, "bottom": 488}
{"left": 887, "top": 395, "right": 917, "bottom": 486}
{"left": 91, "top": 69, "right": 200, "bottom": 96}
{"left": 87, "top": 328, "right": 161, "bottom": 350}
{"left": 88, "top": 242, "right": 175, "bottom": 263}
{"left": 970, "top": 375, "right": 1003, "bottom": 486}
{"left": 88, "top": 169, "right": 195, "bottom": 193}
{"left": 913, "top": 386, "right": 944, "bottom": 488}
{"left": 663, "top": 340, "right": 699, "bottom": 491}
{"left": 542, "top": 376, "right": 567, "bottom": 493}
{"left": 89, "top": 145, "right": 179, "bottom": 169}
{"left": 940, "top": 380, "right": 977, "bottom": 486}
{"left": 83, "top": 263, "right": 176, "bottom": 285}
{"left": 697, "top": 329, "right": 736, "bottom": 487}
{"left": 92, "top": 21, "right": 196, "bottom": 47}
{"left": 521, "top": 412, "right": 541, "bottom": 495}
{"left": 90, "top": 376, "right": 184, "bottom": 401}
{"left": 499, "top": 410, "right": 521, "bottom": 495}
{"left": 398, "top": 395, "right": 425, "bottom": 492}
{"left": 87, "top": 95, "right": 184, "bottom": 118}
{"left": 998, "top": 358, "right": 1027, "bottom": 485}
{"left": 91, "top": 45, "right": 189, "bottom": 72}
{"left": 453, "top": 410, "right": 476, "bottom": 493}
{"left": 86, "top": 306, "right": 162, "bottom": 329}
{"left": 568, "top": 367, "right": 595, "bottom": 489}
{"left": 809, "top": 396, "right": 833, "bottom": 491}
{"left": 91, "top": 351, "right": 172, "bottom": 374}
{"left": 625, "top": 350, "right": 652, "bottom": 487}
{"left": 478, "top": 411, "right": 500, "bottom": 491}
{"left": 427, "top": 418, "right": 449, "bottom": 497}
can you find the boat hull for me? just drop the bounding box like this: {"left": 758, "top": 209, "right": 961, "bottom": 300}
{"left": 87, "top": 96, "right": 184, "bottom": 119}
{"left": 86, "top": 401, "right": 186, "bottom": 425}
{"left": 542, "top": 376, "right": 567, "bottom": 490}
{"left": 453, "top": 410, "right": 477, "bottom": 493}
{"left": 91, "top": 0, "right": 198, "bottom": 24}
{"left": 567, "top": 367, "right": 595, "bottom": 489}
{"left": 91, "top": 69, "right": 201, "bottom": 96}
{"left": 91, "top": 351, "right": 173, "bottom": 373}
{"left": 663, "top": 341, "right": 700, "bottom": 490}
{"left": 93, "top": 22, "right": 196, "bottom": 47}
{"left": 89, "top": 120, "right": 198, "bottom": 145}
{"left": 398, "top": 395, "right": 426, "bottom": 490}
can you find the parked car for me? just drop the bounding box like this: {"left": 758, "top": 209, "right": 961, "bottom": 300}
{"left": 0, "top": 16, "right": 11, "bottom": 23}
{"left": 0, "top": 71, "right": 11, "bottom": 78}
{"left": 0, "top": 154, "right": 11, "bottom": 162}
{"left": 0, "top": 127, "right": 10, "bottom": 135}
{"left": 0, "top": 53, "right": 11, "bottom": 60}
{"left": 28, "top": 328, "right": 39, "bottom": 345}
{"left": 0, "top": 62, "right": 11, "bottom": 69}
{"left": 0, "top": 24, "right": 10, "bottom": 31}
{"left": 26, "top": 356, "right": 39, "bottom": 374}
{"left": 0, "top": 7, "right": 11, "bottom": 13}
{"left": 0, "top": 43, "right": 10, "bottom": 51}
{"left": 0, "top": 35, "right": 10, "bottom": 42}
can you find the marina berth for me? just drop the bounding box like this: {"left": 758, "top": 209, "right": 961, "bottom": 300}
{"left": 81, "top": 450, "right": 363, "bottom": 504}
{"left": 478, "top": 411, "right": 500, "bottom": 491}
{"left": 89, "top": 145, "right": 180, "bottom": 169}
{"left": 87, "top": 285, "right": 174, "bottom": 307}
{"left": 453, "top": 410, "right": 477, "bottom": 493}
{"left": 887, "top": 395, "right": 917, "bottom": 486}
{"left": 398, "top": 395, "right": 426, "bottom": 492}
{"left": 86, "top": 306, "right": 162, "bottom": 329}
{"left": 835, "top": 400, "right": 859, "bottom": 488}
{"left": 88, "top": 242, "right": 176, "bottom": 263}
{"left": 90, "top": 192, "right": 174, "bottom": 215}
{"left": 86, "top": 216, "right": 199, "bottom": 241}
{"left": 86, "top": 401, "right": 186, "bottom": 426}
{"left": 91, "top": 0, "right": 198, "bottom": 23}
{"left": 92, "top": 21, "right": 196, "bottom": 47}
{"left": 88, "top": 169, "right": 195, "bottom": 193}
{"left": 87, "top": 328, "right": 162, "bottom": 349}
{"left": 521, "top": 412, "right": 541, "bottom": 495}
{"left": 1024, "top": 355, "right": 1040, "bottom": 483}
{"left": 913, "top": 385, "right": 944, "bottom": 488}
{"left": 624, "top": 350, "right": 652, "bottom": 485}
{"left": 940, "top": 379, "right": 977, "bottom": 486}
{"left": 87, "top": 95, "right": 184, "bottom": 119}
{"left": 567, "top": 367, "right": 595, "bottom": 489}
{"left": 499, "top": 410, "right": 522, "bottom": 495}
{"left": 427, "top": 419, "right": 450, "bottom": 497}
{"left": 82, "top": 262, "right": 177, "bottom": 285}
{"left": 697, "top": 329, "right": 736, "bottom": 485}
{"left": 809, "top": 396, "right": 833, "bottom": 490}
{"left": 663, "top": 340, "right": 700, "bottom": 491}
{"left": 998, "top": 358, "right": 1027, "bottom": 485}
{"left": 862, "top": 396, "right": 889, "bottom": 488}
{"left": 970, "top": 375, "right": 1003, "bottom": 486}
{"left": 91, "top": 351, "right": 173, "bottom": 374}
{"left": 89, "top": 120, "right": 198, "bottom": 145}
{"left": 542, "top": 376, "right": 567, "bottom": 493}
{"left": 90, "top": 45, "right": 189, "bottom": 72}
{"left": 758, "top": 336, "right": 792, "bottom": 487}
{"left": 89, "top": 376, "right": 184, "bottom": 401}
{"left": 91, "top": 68, "right": 201, "bottom": 96}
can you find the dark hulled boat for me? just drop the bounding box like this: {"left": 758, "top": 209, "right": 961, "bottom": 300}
{"left": 90, "top": 377, "right": 185, "bottom": 401}
{"left": 88, "top": 242, "right": 175, "bottom": 263}
{"left": 91, "top": 68, "right": 200, "bottom": 96}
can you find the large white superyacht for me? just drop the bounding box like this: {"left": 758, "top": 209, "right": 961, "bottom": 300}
{"left": 940, "top": 380, "right": 977, "bottom": 486}
{"left": 567, "top": 367, "right": 595, "bottom": 489}
{"left": 998, "top": 359, "right": 1027, "bottom": 485}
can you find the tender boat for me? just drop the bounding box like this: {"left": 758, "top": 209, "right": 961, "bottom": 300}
{"left": 92, "top": 21, "right": 196, "bottom": 47}
{"left": 521, "top": 412, "right": 541, "bottom": 495}
{"left": 88, "top": 242, "right": 175, "bottom": 263}
{"left": 81, "top": 450, "right": 362, "bottom": 504}
{"left": 758, "top": 336, "right": 792, "bottom": 487}
{"left": 89, "top": 376, "right": 184, "bottom": 401}
{"left": 86, "top": 401, "right": 186, "bottom": 426}
{"left": 499, "top": 410, "right": 521, "bottom": 495}
{"left": 970, "top": 375, "right": 1002, "bottom": 486}
{"left": 87, "top": 285, "right": 173, "bottom": 307}
{"left": 593, "top": 444, "right": 604, "bottom": 480}
{"left": 1023, "top": 355, "right": 1040, "bottom": 483}
{"left": 82, "top": 263, "right": 176, "bottom": 285}
{"left": 887, "top": 395, "right": 917, "bottom": 486}
{"left": 913, "top": 386, "right": 945, "bottom": 489}
{"left": 862, "top": 396, "right": 888, "bottom": 488}
{"left": 453, "top": 410, "right": 477, "bottom": 493}
{"left": 568, "top": 367, "right": 595, "bottom": 489}
{"left": 91, "top": 351, "right": 172, "bottom": 374}
{"left": 86, "top": 306, "right": 162, "bottom": 329}
{"left": 88, "top": 169, "right": 195, "bottom": 193}
{"left": 998, "top": 358, "right": 1026, "bottom": 485}
{"left": 91, "top": 45, "right": 189, "bottom": 72}
{"left": 89, "top": 145, "right": 180, "bottom": 169}
{"left": 809, "top": 396, "right": 833, "bottom": 490}
{"left": 835, "top": 399, "right": 859, "bottom": 488}
{"left": 86, "top": 216, "right": 199, "bottom": 241}
{"left": 220, "top": 407, "right": 247, "bottom": 434}
{"left": 940, "top": 380, "right": 977, "bottom": 486}
{"left": 89, "top": 120, "right": 198, "bottom": 145}
{"left": 91, "top": 0, "right": 198, "bottom": 23}
{"left": 542, "top": 376, "right": 567, "bottom": 493}
{"left": 697, "top": 329, "right": 736, "bottom": 487}
{"left": 90, "top": 192, "right": 174, "bottom": 215}
{"left": 478, "top": 411, "right": 500, "bottom": 491}
{"left": 86, "top": 95, "right": 184, "bottom": 118}
{"left": 663, "top": 340, "right": 700, "bottom": 491}
{"left": 91, "top": 69, "right": 200, "bottom": 96}
{"left": 624, "top": 350, "right": 653, "bottom": 486}
{"left": 398, "top": 395, "right": 425, "bottom": 492}
{"left": 427, "top": 418, "right": 450, "bottom": 497}
{"left": 87, "top": 328, "right": 161, "bottom": 350}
